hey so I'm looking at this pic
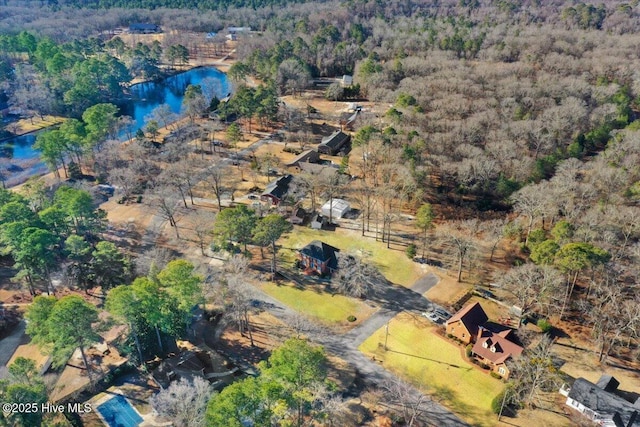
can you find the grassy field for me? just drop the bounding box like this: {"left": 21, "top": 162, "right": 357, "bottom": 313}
{"left": 278, "top": 226, "right": 422, "bottom": 287}
{"left": 260, "top": 281, "right": 376, "bottom": 325}
{"left": 359, "top": 312, "right": 503, "bottom": 427}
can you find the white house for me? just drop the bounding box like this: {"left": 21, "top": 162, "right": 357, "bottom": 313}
{"left": 563, "top": 375, "right": 640, "bottom": 427}
{"left": 321, "top": 198, "right": 350, "bottom": 219}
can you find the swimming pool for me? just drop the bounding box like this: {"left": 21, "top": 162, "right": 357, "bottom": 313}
{"left": 97, "top": 394, "right": 143, "bottom": 427}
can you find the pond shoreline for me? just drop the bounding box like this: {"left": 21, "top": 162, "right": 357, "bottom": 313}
{"left": 4, "top": 62, "right": 230, "bottom": 188}
{"left": 1, "top": 52, "right": 235, "bottom": 141}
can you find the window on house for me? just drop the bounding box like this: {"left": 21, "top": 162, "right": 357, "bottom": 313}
{"left": 482, "top": 341, "right": 489, "bottom": 348}
{"left": 462, "top": 333, "right": 465, "bottom": 338}
{"left": 498, "top": 367, "right": 506, "bottom": 376}
{"left": 490, "top": 346, "right": 496, "bottom": 353}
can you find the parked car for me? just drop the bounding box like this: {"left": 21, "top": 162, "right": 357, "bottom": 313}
{"left": 477, "top": 289, "right": 495, "bottom": 299}
{"left": 421, "top": 310, "right": 446, "bottom": 324}
{"left": 433, "top": 307, "right": 452, "bottom": 320}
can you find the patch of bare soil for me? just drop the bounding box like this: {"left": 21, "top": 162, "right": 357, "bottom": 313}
{"left": 553, "top": 320, "right": 640, "bottom": 392}
{"left": 217, "top": 311, "right": 284, "bottom": 365}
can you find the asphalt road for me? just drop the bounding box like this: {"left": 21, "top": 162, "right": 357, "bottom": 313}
{"left": 245, "top": 274, "right": 470, "bottom": 427}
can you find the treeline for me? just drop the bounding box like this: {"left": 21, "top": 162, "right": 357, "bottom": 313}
{"left": 0, "top": 184, "right": 131, "bottom": 296}
{"left": 0, "top": 32, "right": 131, "bottom": 117}
{"left": 59, "top": 0, "right": 311, "bottom": 10}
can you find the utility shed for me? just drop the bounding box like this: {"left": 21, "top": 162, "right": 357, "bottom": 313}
{"left": 321, "top": 198, "right": 350, "bottom": 219}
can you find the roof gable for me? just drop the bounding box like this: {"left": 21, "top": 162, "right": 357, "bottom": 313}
{"left": 472, "top": 327, "right": 523, "bottom": 364}
{"left": 446, "top": 302, "right": 489, "bottom": 337}
{"left": 319, "top": 131, "right": 350, "bottom": 149}
{"left": 262, "top": 174, "right": 293, "bottom": 200}
{"left": 299, "top": 240, "right": 340, "bottom": 270}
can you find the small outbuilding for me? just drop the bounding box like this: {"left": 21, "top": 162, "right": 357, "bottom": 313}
{"left": 289, "top": 207, "right": 306, "bottom": 225}
{"left": 310, "top": 213, "right": 326, "bottom": 230}
{"left": 321, "top": 198, "right": 350, "bottom": 220}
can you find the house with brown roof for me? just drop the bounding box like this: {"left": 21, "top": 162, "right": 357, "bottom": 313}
{"left": 472, "top": 326, "right": 523, "bottom": 379}
{"left": 445, "top": 301, "right": 488, "bottom": 345}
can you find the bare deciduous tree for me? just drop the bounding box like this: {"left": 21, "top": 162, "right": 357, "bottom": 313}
{"left": 381, "top": 378, "right": 431, "bottom": 427}
{"left": 187, "top": 209, "right": 216, "bottom": 256}
{"left": 437, "top": 220, "right": 479, "bottom": 282}
{"left": 506, "top": 335, "right": 563, "bottom": 410}
{"left": 206, "top": 164, "right": 230, "bottom": 211}
{"left": 151, "top": 377, "right": 213, "bottom": 427}
{"left": 333, "top": 253, "right": 385, "bottom": 298}
{"left": 146, "top": 185, "right": 184, "bottom": 239}
{"left": 498, "top": 263, "right": 564, "bottom": 322}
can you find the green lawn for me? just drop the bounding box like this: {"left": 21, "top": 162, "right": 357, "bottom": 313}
{"left": 261, "top": 281, "right": 375, "bottom": 324}
{"left": 278, "top": 226, "right": 422, "bottom": 287}
{"left": 359, "top": 312, "right": 503, "bottom": 427}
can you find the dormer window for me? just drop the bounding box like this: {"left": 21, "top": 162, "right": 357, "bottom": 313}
{"left": 483, "top": 339, "right": 492, "bottom": 349}
{"left": 490, "top": 345, "right": 496, "bottom": 353}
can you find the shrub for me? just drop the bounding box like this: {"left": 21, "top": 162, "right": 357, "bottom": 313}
{"left": 465, "top": 344, "right": 473, "bottom": 358}
{"left": 480, "top": 363, "right": 490, "bottom": 370}
{"left": 347, "top": 315, "right": 357, "bottom": 322}
{"left": 537, "top": 318, "right": 553, "bottom": 333}
{"left": 490, "top": 372, "right": 502, "bottom": 380}
{"left": 405, "top": 244, "right": 417, "bottom": 259}
{"left": 491, "top": 391, "right": 507, "bottom": 415}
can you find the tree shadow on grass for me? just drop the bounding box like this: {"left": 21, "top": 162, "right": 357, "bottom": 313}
{"left": 386, "top": 349, "right": 471, "bottom": 370}
{"left": 431, "top": 383, "right": 493, "bottom": 427}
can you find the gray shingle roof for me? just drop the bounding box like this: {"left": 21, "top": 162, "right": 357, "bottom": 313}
{"left": 299, "top": 240, "right": 340, "bottom": 270}
{"left": 568, "top": 377, "right": 640, "bottom": 426}
{"left": 262, "top": 175, "right": 293, "bottom": 201}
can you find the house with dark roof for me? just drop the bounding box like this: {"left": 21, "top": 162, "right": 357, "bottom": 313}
{"left": 285, "top": 149, "right": 320, "bottom": 169}
{"left": 564, "top": 375, "right": 640, "bottom": 427}
{"left": 298, "top": 162, "right": 338, "bottom": 180}
{"left": 129, "top": 23, "right": 162, "bottom": 34}
{"left": 298, "top": 240, "right": 339, "bottom": 275}
{"left": 261, "top": 174, "right": 293, "bottom": 206}
{"left": 472, "top": 326, "right": 523, "bottom": 378}
{"left": 318, "top": 131, "right": 350, "bottom": 155}
{"left": 445, "top": 301, "right": 489, "bottom": 345}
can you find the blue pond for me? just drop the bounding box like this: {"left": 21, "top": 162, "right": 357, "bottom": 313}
{"left": 97, "top": 394, "right": 143, "bottom": 427}
{"left": 1, "top": 66, "right": 229, "bottom": 185}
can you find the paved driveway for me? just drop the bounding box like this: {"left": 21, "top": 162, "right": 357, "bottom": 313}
{"left": 0, "top": 320, "right": 25, "bottom": 379}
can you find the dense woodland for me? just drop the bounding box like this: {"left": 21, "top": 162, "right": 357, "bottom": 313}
{"left": 1, "top": 0, "right": 640, "bottom": 425}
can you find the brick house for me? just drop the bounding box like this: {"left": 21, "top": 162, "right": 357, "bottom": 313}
{"left": 298, "top": 240, "right": 339, "bottom": 275}
{"left": 445, "top": 302, "right": 488, "bottom": 345}
{"left": 471, "top": 326, "right": 523, "bottom": 378}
